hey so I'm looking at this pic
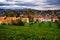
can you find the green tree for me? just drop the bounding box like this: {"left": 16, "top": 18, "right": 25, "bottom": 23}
{"left": 24, "top": 9, "right": 35, "bottom": 25}
{"left": 8, "top": 11, "right": 17, "bottom": 17}
{"left": 3, "top": 11, "right": 17, "bottom": 17}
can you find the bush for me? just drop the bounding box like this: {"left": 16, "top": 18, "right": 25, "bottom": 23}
{"left": 57, "top": 20, "right": 60, "bottom": 29}
{"left": 15, "top": 19, "right": 25, "bottom": 26}
{"left": 55, "top": 20, "right": 58, "bottom": 23}
{"left": 1, "top": 19, "right": 25, "bottom": 26}
{"left": 48, "top": 22, "right": 51, "bottom": 27}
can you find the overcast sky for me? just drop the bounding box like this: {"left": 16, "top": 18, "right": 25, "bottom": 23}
{"left": 0, "top": 0, "right": 60, "bottom": 10}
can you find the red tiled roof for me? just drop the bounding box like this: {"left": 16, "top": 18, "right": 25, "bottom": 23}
{"left": 0, "top": 17, "right": 20, "bottom": 23}
{"left": 53, "top": 16, "right": 58, "bottom": 19}
{"left": 0, "top": 20, "right": 7, "bottom": 23}
{"left": 33, "top": 16, "right": 43, "bottom": 18}
{"left": 43, "top": 16, "right": 50, "bottom": 19}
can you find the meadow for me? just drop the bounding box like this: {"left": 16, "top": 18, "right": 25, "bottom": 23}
{"left": 0, "top": 22, "right": 60, "bottom": 40}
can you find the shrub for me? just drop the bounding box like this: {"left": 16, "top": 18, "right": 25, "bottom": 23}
{"left": 57, "top": 20, "right": 60, "bottom": 29}
{"left": 48, "top": 22, "right": 51, "bottom": 27}
{"left": 0, "top": 22, "right": 3, "bottom": 25}
{"left": 6, "top": 20, "right": 16, "bottom": 25}
{"left": 55, "top": 20, "right": 58, "bottom": 23}
{"left": 15, "top": 19, "right": 25, "bottom": 26}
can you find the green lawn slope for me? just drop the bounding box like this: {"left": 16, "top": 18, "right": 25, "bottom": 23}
{"left": 0, "top": 22, "right": 60, "bottom": 40}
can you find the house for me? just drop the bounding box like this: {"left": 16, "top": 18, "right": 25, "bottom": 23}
{"left": 21, "top": 18, "right": 29, "bottom": 23}
{"left": 32, "top": 15, "right": 59, "bottom": 22}
{"left": 52, "top": 16, "right": 59, "bottom": 22}
{"left": 0, "top": 16, "right": 29, "bottom": 25}
{"left": 0, "top": 15, "right": 59, "bottom": 25}
{"left": 0, "top": 17, "right": 20, "bottom": 25}
{"left": 33, "top": 15, "right": 51, "bottom": 22}
{"left": 43, "top": 15, "right": 51, "bottom": 22}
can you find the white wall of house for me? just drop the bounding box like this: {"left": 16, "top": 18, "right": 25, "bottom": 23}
{"left": 33, "top": 18, "right": 44, "bottom": 22}
{"left": 33, "top": 18, "right": 52, "bottom": 22}
{"left": 22, "top": 18, "right": 29, "bottom": 23}
{"left": 26, "top": 18, "right": 29, "bottom": 23}
{"left": 53, "top": 18, "right": 59, "bottom": 22}
{"left": 44, "top": 19, "right": 51, "bottom": 22}
{"left": 0, "top": 22, "right": 2, "bottom": 25}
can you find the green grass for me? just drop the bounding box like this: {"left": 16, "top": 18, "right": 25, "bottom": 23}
{"left": 0, "top": 22, "right": 60, "bottom": 40}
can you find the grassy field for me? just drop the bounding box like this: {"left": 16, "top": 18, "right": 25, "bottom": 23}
{"left": 0, "top": 22, "right": 60, "bottom": 40}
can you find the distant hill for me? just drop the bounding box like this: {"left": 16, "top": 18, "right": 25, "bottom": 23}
{"left": 0, "top": 8, "right": 39, "bottom": 13}
{"left": 0, "top": 8, "right": 60, "bottom": 14}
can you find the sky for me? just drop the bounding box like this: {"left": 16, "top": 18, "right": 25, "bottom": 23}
{"left": 0, "top": 0, "right": 60, "bottom": 10}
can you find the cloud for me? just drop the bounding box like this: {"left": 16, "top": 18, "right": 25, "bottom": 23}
{"left": 0, "top": 5, "right": 32, "bottom": 9}
{"left": 0, "top": 0, "right": 60, "bottom": 10}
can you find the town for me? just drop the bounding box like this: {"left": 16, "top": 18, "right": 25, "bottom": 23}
{"left": 0, "top": 9, "right": 60, "bottom": 25}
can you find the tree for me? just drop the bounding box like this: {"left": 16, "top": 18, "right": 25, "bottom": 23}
{"left": 24, "top": 9, "right": 35, "bottom": 25}
{"left": 57, "top": 14, "right": 60, "bottom": 29}
{"left": 8, "top": 11, "right": 17, "bottom": 17}
{"left": 3, "top": 11, "right": 18, "bottom": 17}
